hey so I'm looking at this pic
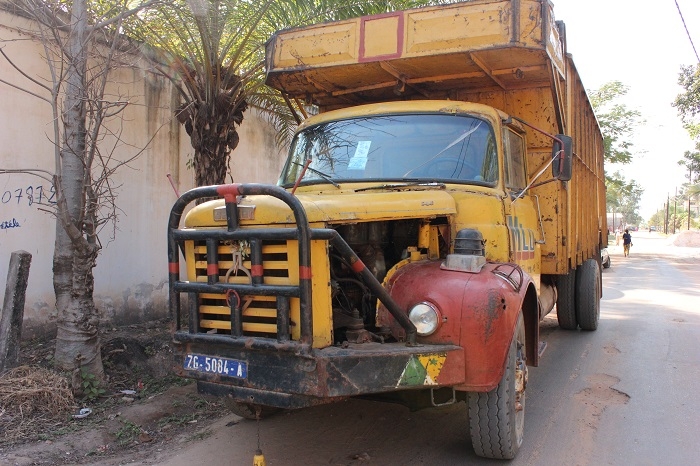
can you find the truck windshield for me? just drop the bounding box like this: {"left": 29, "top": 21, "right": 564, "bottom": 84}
{"left": 279, "top": 114, "right": 498, "bottom": 187}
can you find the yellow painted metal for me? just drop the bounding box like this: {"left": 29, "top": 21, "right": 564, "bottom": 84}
{"left": 428, "top": 225, "right": 440, "bottom": 260}
{"left": 364, "top": 14, "right": 400, "bottom": 58}
{"left": 295, "top": 100, "right": 506, "bottom": 133}
{"left": 266, "top": 0, "right": 564, "bottom": 109}
{"left": 450, "top": 190, "right": 510, "bottom": 263}
{"left": 185, "top": 241, "right": 196, "bottom": 281}
{"left": 284, "top": 239, "right": 333, "bottom": 347}
{"left": 200, "top": 319, "right": 278, "bottom": 334}
{"left": 418, "top": 223, "right": 430, "bottom": 249}
{"left": 185, "top": 184, "right": 459, "bottom": 228}
{"left": 311, "top": 239, "right": 333, "bottom": 347}
{"left": 186, "top": 231, "right": 332, "bottom": 346}
{"left": 417, "top": 223, "right": 440, "bottom": 259}
{"left": 199, "top": 305, "right": 277, "bottom": 319}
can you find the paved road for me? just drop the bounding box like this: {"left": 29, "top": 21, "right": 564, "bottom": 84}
{"left": 142, "top": 233, "right": 700, "bottom": 465}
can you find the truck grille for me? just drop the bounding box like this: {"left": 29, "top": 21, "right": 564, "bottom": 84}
{"left": 190, "top": 239, "right": 296, "bottom": 338}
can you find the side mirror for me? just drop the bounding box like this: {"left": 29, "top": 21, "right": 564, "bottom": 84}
{"left": 552, "top": 135, "right": 572, "bottom": 181}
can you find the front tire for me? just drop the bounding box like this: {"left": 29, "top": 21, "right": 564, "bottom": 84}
{"left": 467, "top": 312, "right": 527, "bottom": 459}
{"left": 575, "top": 258, "right": 601, "bottom": 331}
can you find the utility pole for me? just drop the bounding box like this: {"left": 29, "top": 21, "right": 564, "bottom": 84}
{"left": 665, "top": 195, "right": 669, "bottom": 234}
{"left": 673, "top": 187, "right": 678, "bottom": 234}
{"left": 689, "top": 166, "right": 692, "bottom": 231}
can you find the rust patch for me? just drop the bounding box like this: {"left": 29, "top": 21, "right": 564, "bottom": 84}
{"left": 482, "top": 290, "right": 505, "bottom": 342}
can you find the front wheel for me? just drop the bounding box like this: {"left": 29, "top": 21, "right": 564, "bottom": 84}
{"left": 467, "top": 312, "right": 527, "bottom": 459}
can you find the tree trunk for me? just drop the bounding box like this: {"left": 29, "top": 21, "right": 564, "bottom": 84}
{"left": 53, "top": 0, "right": 104, "bottom": 379}
{"left": 187, "top": 93, "right": 245, "bottom": 187}
{"left": 194, "top": 143, "right": 231, "bottom": 187}
{"left": 193, "top": 124, "right": 239, "bottom": 187}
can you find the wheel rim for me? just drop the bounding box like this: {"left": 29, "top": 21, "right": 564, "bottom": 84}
{"left": 514, "top": 331, "right": 527, "bottom": 441}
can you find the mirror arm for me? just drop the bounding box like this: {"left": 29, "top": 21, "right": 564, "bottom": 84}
{"left": 511, "top": 154, "right": 560, "bottom": 203}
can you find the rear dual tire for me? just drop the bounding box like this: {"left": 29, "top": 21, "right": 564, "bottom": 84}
{"left": 575, "top": 258, "right": 601, "bottom": 331}
{"left": 556, "top": 270, "right": 578, "bottom": 330}
{"left": 555, "top": 258, "right": 600, "bottom": 331}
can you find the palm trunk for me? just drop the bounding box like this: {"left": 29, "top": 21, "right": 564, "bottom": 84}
{"left": 192, "top": 118, "right": 240, "bottom": 187}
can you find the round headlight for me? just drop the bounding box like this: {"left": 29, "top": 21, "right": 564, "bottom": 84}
{"left": 408, "top": 302, "right": 440, "bottom": 336}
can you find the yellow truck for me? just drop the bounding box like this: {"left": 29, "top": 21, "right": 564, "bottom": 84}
{"left": 167, "top": 0, "right": 605, "bottom": 459}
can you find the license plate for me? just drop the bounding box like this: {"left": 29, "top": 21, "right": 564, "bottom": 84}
{"left": 183, "top": 354, "right": 248, "bottom": 379}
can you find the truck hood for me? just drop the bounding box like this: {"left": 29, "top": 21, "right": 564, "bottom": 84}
{"left": 184, "top": 186, "right": 458, "bottom": 227}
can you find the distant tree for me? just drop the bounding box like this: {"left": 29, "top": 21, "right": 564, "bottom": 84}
{"left": 606, "top": 178, "right": 624, "bottom": 229}
{"left": 687, "top": 183, "right": 700, "bottom": 198}
{"left": 677, "top": 149, "right": 700, "bottom": 184}
{"left": 648, "top": 210, "right": 665, "bottom": 229}
{"left": 589, "top": 81, "right": 644, "bottom": 165}
{"left": 590, "top": 81, "right": 645, "bottom": 223}
{"left": 606, "top": 171, "right": 643, "bottom": 228}
{"left": 669, "top": 205, "right": 688, "bottom": 233}
{"left": 673, "top": 64, "right": 700, "bottom": 141}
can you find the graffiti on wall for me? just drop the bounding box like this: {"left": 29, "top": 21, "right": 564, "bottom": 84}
{"left": 0, "top": 183, "right": 56, "bottom": 232}
{"left": 1, "top": 184, "right": 56, "bottom": 207}
{"left": 0, "top": 218, "right": 20, "bottom": 229}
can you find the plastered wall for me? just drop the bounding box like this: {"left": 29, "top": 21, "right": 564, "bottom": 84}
{"left": 0, "top": 9, "right": 287, "bottom": 337}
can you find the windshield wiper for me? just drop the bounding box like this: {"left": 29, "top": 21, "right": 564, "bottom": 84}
{"left": 355, "top": 182, "right": 446, "bottom": 192}
{"left": 291, "top": 162, "right": 340, "bottom": 188}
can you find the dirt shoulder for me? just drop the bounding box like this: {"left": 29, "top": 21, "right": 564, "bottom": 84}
{"left": 0, "top": 320, "right": 229, "bottom": 466}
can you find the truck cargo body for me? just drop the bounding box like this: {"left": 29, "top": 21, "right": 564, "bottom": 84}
{"left": 168, "top": 0, "right": 605, "bottom": 459}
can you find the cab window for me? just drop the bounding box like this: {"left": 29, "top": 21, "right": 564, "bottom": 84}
{"left": 503, "top": 129, "right": 527, "bottom": 190}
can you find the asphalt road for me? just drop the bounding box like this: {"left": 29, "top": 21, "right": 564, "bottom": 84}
{"left": 146, "top": 232, "right": 700, "bottom": 466}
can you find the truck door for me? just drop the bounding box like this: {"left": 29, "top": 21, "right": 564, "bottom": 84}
{"left": 502, "top": 127, "right": 541, "bottom": 279}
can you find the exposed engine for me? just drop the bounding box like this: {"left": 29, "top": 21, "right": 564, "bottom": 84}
{"left": 329, "top": 218, "right": 448, "bottom": 344}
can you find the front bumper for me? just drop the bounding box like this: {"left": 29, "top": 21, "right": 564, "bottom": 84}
{"left": 173, "top": 331, "right": 466, "bottom": 409}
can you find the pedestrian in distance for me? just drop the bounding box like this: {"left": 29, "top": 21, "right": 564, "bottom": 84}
{"left": 623, "top": 228, "right": 633, "bottom": 257}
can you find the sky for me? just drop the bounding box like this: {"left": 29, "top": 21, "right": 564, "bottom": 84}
{"left": 550, "top": 0, "right": 700, "bottom": 221}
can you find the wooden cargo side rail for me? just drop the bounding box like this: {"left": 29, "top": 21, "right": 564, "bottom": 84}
{"left": 566, "top": 57, "right": 606, "bottom": 267}
{"left": 167, "top": 184, "right": 417, "bottom": 350}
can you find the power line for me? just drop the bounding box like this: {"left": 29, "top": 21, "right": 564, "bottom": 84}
{"left": 675, "top": 0, "right": 700, "bottom": 63}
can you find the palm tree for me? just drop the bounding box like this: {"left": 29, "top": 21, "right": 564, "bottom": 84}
{"left": 130, "top": 0, "right": 455, "bottom": 188}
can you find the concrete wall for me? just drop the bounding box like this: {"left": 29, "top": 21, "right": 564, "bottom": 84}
{"left": 0, "top": 9, "right": 287, "bottom": 337}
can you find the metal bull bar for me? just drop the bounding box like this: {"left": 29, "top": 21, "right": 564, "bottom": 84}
{"left": 167, "top": 183, "right": 417, "bottom": 351}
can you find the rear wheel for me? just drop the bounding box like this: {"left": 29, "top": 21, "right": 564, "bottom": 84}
{"left": 467, "top": 312, "right": 527, "bottom": 459}
{"left": 556, "top": 270, "right": 578, "bottom": 330}
{"left": 575, "top": 258, "right": 601, "bottom": 331}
